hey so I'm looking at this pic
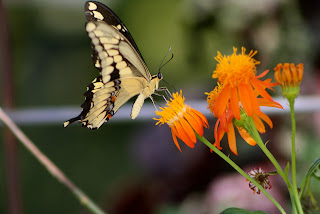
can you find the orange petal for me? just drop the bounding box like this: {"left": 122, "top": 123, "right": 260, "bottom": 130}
{"left": 252, "top": 114, "right": 266, "bottom": 133}
{"left": 227, "top": 122, "right": 237, "bottom": 155}
{"left": 257, "top": 98, "right": 283, "bottom": 109}
{"left": 189, "top": 109, "right": 208, "bottom": 129}
{"left": 214, "top": 118, "right": 220, "bottom": 142}
{"left": 251, "top": 78, "right": 273, "bottom": 101}
{"left": 246, "top": 83, "right": 262, "bottom": 115}
{"left": 213, "top": 142, "right": 222, "bottom": 150}
{"left": 174, "top": 120, "right": 194, "bottom": 148}
{"left": 274, "top": 70, "right": 281, "bottom": 83}
{"left": 290, "top": 63, "right": 299, "bottom": 82}
{"left": 184, "top": 112, "right": 203, "bottom": 136}
{"left": 171, "top": 126, "right": 182, "bottom": 152}
{"left": 188, "top": 110, "right": 203, "bottom": 132}
{"left": 238, "top": 84, "right": 253, "bottom": 116}
{"left": 219, "top": 112, "right": 229, "bottom": 132}
{"left": 214, "top": 120, "right": 223, "bottom": 149}
{"left": 230, "top": 87, "right": 241, "bottom": 120}
{"left": 297, "top": 63, "right": 304, "bottom": 82}
{"left": 256, "top": 69, "right": 269, "bottom": 78}
{"left": 257, "top": 111, "right": 273, "bottom": 129}
{"left": 213, "top": 86, "right": 231, "bottom": 118}
{"left": 283, "top": 63, "right": 292, "bottom": 83}
{"left": 262, "top": 78, "right": 279, "bottom": 89}
{"left": 180, "top": 117, "right": 197, "bottom": 143}
{"left": 238, "top": 128, "right": 257, "bottom": 146}
{"left": 191, "top": 109, "right": 209, "bottom": 128}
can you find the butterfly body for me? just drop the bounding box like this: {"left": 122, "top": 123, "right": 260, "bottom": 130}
{"left": 64, "top": 1, "right": 162, "bottom": 129}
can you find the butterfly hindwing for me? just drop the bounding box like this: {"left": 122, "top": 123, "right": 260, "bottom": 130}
{"left": 64, "top": 1, "right": 162, "bottom": 129}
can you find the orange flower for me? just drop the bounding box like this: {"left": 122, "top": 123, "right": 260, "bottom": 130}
{"left": 274, "top": 63, "right": 303, "bottom": 87}
{"left": 274, "top": 63, "right": 303, "bottom": 100}
{"left": 154, "top": 91, "right": 209, "bottom": 151}
{"left": 207, "top": 47, "right": 279, "bottom": 120}
{"left": 206, "top": 47, "right": 283, "bottom": 155}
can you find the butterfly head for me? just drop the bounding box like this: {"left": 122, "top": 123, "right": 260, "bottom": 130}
{"left": 149, "top": 72, "right": 163, "bottom": 92}
{"left": 152, "top": 72, "right": 163, "bottom": 80}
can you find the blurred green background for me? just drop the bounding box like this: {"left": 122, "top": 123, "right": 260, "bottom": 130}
{"left": 1, "top": 0, "right": 320, "bottom": 213}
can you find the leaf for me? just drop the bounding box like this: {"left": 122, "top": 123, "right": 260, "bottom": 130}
{"left": 300, "top": 158, "right": 320, "bottom": 197}
{"left": 308, "top": 158, "right": 320, "bottom": 176}
{"left": 220, "top": 207, "right": 268, "bottom": 214}
{"left": 312, "top": 165, "right": 320, "bottom": 181}
{"left": 299, "top": 158, "right": 320, "bottom": 212}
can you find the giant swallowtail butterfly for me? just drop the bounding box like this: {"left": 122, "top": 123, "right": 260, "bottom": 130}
{"left": 64, "top": 1, "right": 163, "bottom": 129}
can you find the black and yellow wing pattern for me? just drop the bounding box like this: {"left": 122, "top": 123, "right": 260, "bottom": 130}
{"left": 64, "top": 1, "right": 163, "bottom": 129}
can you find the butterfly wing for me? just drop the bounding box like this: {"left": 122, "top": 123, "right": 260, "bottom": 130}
{"left": 64, "top": 1, "right": 154, "bottom": 129}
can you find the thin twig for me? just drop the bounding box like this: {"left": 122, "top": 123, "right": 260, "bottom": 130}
{"left": 0, "top": 1, "right": 22, "bottom": 213}
{"left": 0, "top": 107, "right": 106, "bottom": 214}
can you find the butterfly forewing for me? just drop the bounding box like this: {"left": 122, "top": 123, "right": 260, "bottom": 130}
{"left": 64, "top": 1, "right": 161, "bottom": 129}
{"left": 84, "top": 1, "right": 141, "bottom": 57}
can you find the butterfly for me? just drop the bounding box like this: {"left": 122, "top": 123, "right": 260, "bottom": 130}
{"left": 64, "top": 1, "right": 165, "bottom": 129}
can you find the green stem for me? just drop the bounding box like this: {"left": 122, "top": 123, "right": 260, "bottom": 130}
{"left": 247, "top": 116, "right": 303, "bottom": 213}
{"left": 289, "top": 99, "right": 304, "bottom": 214}
{"left": 248, "top": 117, "right": 291, "bottom": 187}
{"left": 0, "top": 107, "right": 106, "bottom": 214}
{"left": 196, "top": 133, "right": 287, "bottom": 214}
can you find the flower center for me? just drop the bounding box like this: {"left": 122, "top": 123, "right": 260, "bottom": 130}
{"left": 213, "top": 47, "right": 260, "bottom": 87}
{"left": 167, "top": 106, "right": 187, "bottom": 126}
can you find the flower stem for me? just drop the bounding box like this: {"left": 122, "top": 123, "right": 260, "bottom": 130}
{"left": 289, "top": 99, "right": 304, "bottom": 214}
{"left": 248, "top": 117, "right": 290, "bottom": 185}
{"left": 0, "top": 107, "right": 106, "bottom": 214}
{"left": 247, "top": 116, "right": 303, "bottom": 213}
{"left": 196, "top": 133, "right": 286, "bottom": 214}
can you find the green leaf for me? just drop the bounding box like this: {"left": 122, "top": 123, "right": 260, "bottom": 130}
{"left": 220, "top": 207, "right": 268, "bottom": 214}
{"left": 307, "top": 158, "right": 320, "bottom": 176}
{"left": 313, "top": 174, "right": 320, "bottom": 181}
{"left": 300, "top": 158, "right": 320, "bottom": 197}
{"left": 312, "top": 165, "right": 320, "bottom": 181}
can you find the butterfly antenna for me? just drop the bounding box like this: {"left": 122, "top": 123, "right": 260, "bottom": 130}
{"left": 158, "top": 46, "right": 174, "bottom": 72}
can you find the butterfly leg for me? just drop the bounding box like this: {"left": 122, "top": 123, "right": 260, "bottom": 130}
{"left": 148, "top": 95, "right": 159, "bottom": 112}
{"left": 155, "top": 86, "right": 173, "bottom": 104}
{"left": 153, "top": 92, "right": 168, "bottom": 105}
{"left": 157, "top": 86, "right": 172, "bottom": 98}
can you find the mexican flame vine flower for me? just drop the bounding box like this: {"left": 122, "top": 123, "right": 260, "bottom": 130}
{"left": 154, "top": 91, "right": 209, "bottom": 152}
{"left": 207, "top": 47, "right": 279, "bottom": 120}
{"left": 206, "top": 47, "right": 282, "bottom": 155}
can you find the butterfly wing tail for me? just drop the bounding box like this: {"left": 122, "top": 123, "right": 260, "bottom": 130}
{"left": 63, "top": 115, "right": 82, "bottom": 127}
